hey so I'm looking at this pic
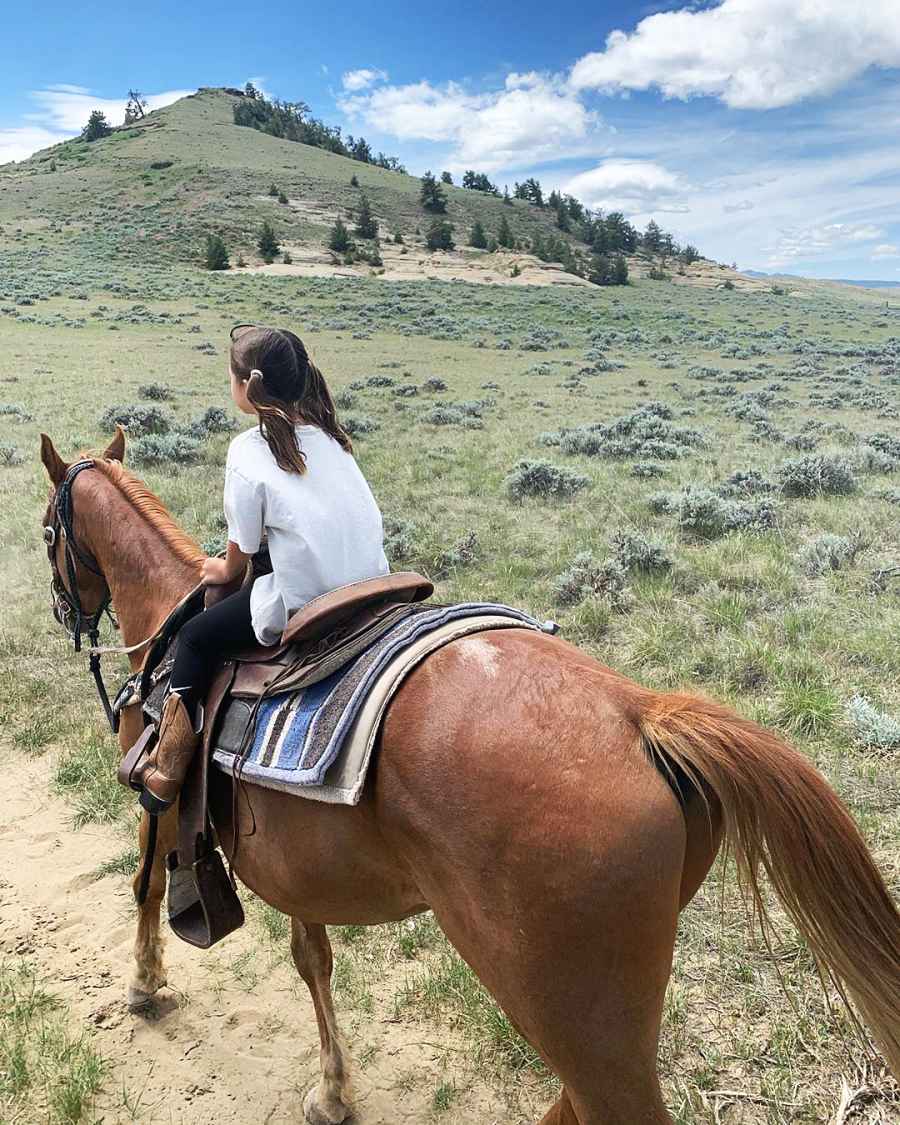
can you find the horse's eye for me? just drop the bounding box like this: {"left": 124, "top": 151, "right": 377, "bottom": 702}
{"left": 43, "top": 526, "right": 56, "bottom": 546}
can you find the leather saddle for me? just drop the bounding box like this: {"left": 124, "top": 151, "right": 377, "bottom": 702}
{"left": 120, "top": 570, "right": 433, "bottom": 949}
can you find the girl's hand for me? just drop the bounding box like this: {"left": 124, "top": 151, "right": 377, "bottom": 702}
{"left": 201, "top": 556, "right": 232, "bottom": 586}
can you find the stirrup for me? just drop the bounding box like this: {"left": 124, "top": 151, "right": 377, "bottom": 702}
{"left": 166, "top": 847, "right": 244, "bottom": 949}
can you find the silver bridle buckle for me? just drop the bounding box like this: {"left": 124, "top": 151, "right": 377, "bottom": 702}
{"left": 43, "top": 525, "right": 57, "bottom": 547}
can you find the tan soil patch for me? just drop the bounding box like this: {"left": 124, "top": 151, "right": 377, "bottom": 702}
{"left": 0, "top": 751, "right": 544, "bottom": 1124}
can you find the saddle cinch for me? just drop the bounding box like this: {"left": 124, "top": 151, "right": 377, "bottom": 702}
{"left": 118, "top": 570, "right": 434, "bottom": 949}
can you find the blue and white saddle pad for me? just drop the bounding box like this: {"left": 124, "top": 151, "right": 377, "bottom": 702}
{"left": 211, "top": 602, "right": 553, "bottom": 804}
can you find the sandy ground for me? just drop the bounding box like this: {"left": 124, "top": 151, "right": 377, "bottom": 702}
{"left": 0, "top": 751, "right": 542, "bottom": 1124}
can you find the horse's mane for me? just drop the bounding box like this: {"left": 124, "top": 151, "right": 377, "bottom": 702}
{"left": 91, "top": 458, "right": 206, "bottom": 569}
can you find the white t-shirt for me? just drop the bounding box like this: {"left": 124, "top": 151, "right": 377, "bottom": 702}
{"left": 224, "top": 424, "right": 390, "bottom": 646}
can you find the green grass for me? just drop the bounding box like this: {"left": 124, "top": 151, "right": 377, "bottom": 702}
{"left": 2, "top": 98, "right": 900, "bottom": 1121}
{"left": 0, "top": 961, "right": 105, "bottom": 1123}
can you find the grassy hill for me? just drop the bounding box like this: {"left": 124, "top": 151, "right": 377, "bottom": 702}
{"left": 2, "top": 84, "right": 900, "bottom": 1125}
{"left": 0, "top": 87, "right": 613, "bottom": 281}
{"left": 1, "top": 85, "right": 775, "bottom": 291}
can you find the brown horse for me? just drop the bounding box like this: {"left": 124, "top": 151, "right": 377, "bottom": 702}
{"left": 39, "top": 429, "right": 900, "bottom": 1125}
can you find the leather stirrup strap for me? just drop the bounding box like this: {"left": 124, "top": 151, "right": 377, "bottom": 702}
{"left": 167, "top": 663, "right": 243, "bottom": 949}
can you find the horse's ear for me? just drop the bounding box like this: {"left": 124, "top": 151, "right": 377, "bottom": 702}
{"left": 40, "top": 433, "right": 68, "bottom": 485}
{"left": 103, "top": 425, "right": 126, "bottom": 463}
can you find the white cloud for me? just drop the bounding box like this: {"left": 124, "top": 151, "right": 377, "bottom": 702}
{"left": 765, "top": 221, "right": 886, "bottom": 267}
{"left": 339, "top": 71, "right": 598, "bottom": 172}
{"left": 723, "top": 199, "right": 754, "bottom": 213}
{"left": 29, "top": 86, "right": 192, "bottom": 133}
{"left": 341, "top": 68, "right": 388, "bottom": 92}
{"left": 570, "top": 0, "right": 900, "bottom": 110}
{"left": 0, "top": 125, "right": 66, "bottom": 165}
{"left": 872, "top": 243, "right": 900, "bottom": 259}
{"left": 561, "top": 159, "right": 686, "bottom": 215}
{"left": 1, "top": 85, "right": 192, "bottom": 164}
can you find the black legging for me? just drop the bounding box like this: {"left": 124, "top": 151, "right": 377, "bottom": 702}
{"left": 170, "top": 585, "right": 257, "bottom": 725}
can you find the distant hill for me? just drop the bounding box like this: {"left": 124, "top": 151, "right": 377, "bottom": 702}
{"left": 0, "top": 86, "right": 751, "bottom": 291}
{"left": 742, "top": 269, "right": 900, "bottom": 291}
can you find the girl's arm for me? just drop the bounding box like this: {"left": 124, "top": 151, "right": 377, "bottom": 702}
{"left": 201, "top": 541, "right": 252, "bottom": 586}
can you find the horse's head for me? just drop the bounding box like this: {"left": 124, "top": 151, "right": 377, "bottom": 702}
{"left": 39, "top": 427, "right": 126, "bottom": 650}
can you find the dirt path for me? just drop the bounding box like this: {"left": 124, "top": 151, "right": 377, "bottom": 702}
{"left": 0, "top": 752, "right": 539, "bottom": 1124}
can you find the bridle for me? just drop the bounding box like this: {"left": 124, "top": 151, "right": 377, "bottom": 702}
{"left": 44, "top": 459, "right": 119, "bottom": 731}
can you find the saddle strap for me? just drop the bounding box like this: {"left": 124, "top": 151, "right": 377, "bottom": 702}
{"left": 176, "top": 661, "right": 236, "bottom": 868}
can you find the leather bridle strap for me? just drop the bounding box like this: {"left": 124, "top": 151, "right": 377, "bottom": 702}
{"left": 45, "top": 460, "right": 119, "bottom": 732}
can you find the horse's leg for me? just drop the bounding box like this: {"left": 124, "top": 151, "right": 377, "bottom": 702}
{"left": 538, "top": 1090, "right": 580, "bottom": 1125}
{"left": 128, "top": 805, "right": 177, "bottom": 1008}
{"left": 290, "top": 920, "right": 352, "bottom": 1125}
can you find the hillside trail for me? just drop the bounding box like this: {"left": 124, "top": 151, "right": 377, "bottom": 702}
{"left": 0, "top": 750, "right": 537, "bottom": 1125}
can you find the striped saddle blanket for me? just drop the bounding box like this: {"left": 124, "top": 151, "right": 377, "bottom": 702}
{"left": 211, "top": 602, "right": 550, "bottom": 805}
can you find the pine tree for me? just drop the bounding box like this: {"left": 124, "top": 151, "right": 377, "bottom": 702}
{"left": 124, "top": 90, "right": 147, "bottom": 124}
{"left": 681, "top": 244, "right": 699, "bottom": 264}
{"left": 441, "top": 171, "right": 453, "bottom": 184}
{"left": 468, "top": 220, "right": 488, "bottom": 248}
{"left": 420, "top": 170, "right": 447, "bottom": 213}
{"left": 502, "top": 185, "right": 512, "bottom": 205}
{"left": 257, "top": 221, "right": 280, "bottom": 263}
{"left": 328, "top": 218, "right": 351, "bottom": 253}
{"left": 613, "top": 255, "right": 629, "bottom": 285}
{"left": 81, "top": 110, "right": 111, "bottom": 142}
{"left": 350, "top": 173, "right": 359, "bottom": 187}
{"left": 425, "top": 219, "right": 454, "bottom": 251}
{"left": 354, "top": 194, "right": 378, "bottom": 239}
{"left": 643, "top": 219, "right": 662, "bottom": 254}
{"left": 497, "top": 214, "right": 515, "bottom": 249}
{"left": 589, "top": 253, "right": 612, "bottom": 286}
{"left": 204, "top": 233, "right": 230, "bottom": 270}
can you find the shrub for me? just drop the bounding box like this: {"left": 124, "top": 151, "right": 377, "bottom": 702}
{"left": 278, "top": 191, "right": 288, "bottom": 205}
{"left": 653, "top": 487, "right": 779, "bottom": 538}
{"left": 777, "top": 454, "right": 857, "bottom": 497}
{"left": 131, "top": 433, "right": 200, "bottom": 466}
{"left": 845, "top": 695, "right": 900, "bottom": 751}
{"left": 99, "top": 402, "right": 173, "bottom": 436}
{"left": 552, "top": 552, "right": 629, "bottom": 609}
{"left": 138, "top": 382, "right": 173, "bottom": 401}
{"left": 184, "top": 406, "right": 237, "bottom": 439}
{"left": 799, "top": 533, "right": 865, "bottom": 577}
{"left": 334, "top": 389, "right": 356, "bottom": 410}
{"left": 433, "top": 531, "right": 479, "bottom": 576}
{"left": 268, "top": 183, "right": 280, "bottom": 197}
{"left": 0, "top": 442, "right": 24, "bottom": 466}
{"left": 0, "top": 402, "right": 33, "bottom": 422}
{"left": 630, "top": 462, "right": 668, "bottom": 479}
{"left": 423, "top": 377, "right": 448, "bottom": 392}
{"left": 718, "top": 469, "right": 774, "bottom": 497}
{"left": 611, "top": 531, "right": 673, "bottom": 574}
{"left": 424, "top": 405, "right": 481, "bottom": 428}
{"left": 342, "top": 413, "right": 379, "bottom": 436}
{"left": 383, "top": 515, "right": 416, "bottom": 564}
{"left": 505, "top": 459, "right": 590, "bottom": 502}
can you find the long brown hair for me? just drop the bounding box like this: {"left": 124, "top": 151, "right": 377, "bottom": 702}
{"left": 229, "top": 326, "right": 352, "bottom": 474}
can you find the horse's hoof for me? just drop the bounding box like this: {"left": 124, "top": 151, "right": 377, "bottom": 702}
{"left": 303, "top": 1086, "right": 350, "bottom": 1125}
{"left": 126, "top": 980, "right": 164, "bottom": 1010}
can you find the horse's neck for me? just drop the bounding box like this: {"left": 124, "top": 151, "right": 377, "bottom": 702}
{"left": 80, "top": 475, "right": 202, "bottom": 660}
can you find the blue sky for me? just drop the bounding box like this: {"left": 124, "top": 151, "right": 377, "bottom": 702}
{"left": 2, "top": 0, "right": 899, "bottom": 279}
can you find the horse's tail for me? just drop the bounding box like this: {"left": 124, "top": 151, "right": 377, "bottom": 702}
{"left": 637, "top": 689, "right": 900, "bottom": 1076}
